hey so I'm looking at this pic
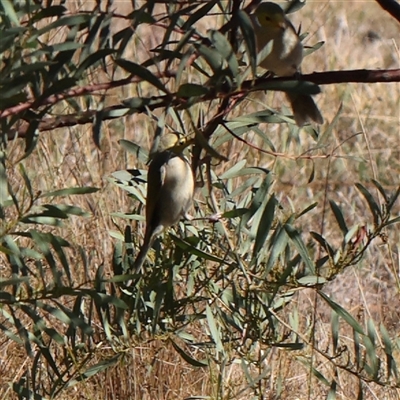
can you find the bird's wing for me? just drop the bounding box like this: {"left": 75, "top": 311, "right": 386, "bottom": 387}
{"left": 145, "top": 151, "right": 171, "bottom": 228}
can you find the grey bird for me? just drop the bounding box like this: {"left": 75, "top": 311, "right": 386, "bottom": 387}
{"left": 133, "top": 133, "right": 194, "bottom": 272}
{"left": 252, "top": 2, "right": 323, "bottom": 126}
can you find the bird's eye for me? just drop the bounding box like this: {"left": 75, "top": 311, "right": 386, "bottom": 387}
{"left": 265, "top": 16, "right": 271, "bottom": 21}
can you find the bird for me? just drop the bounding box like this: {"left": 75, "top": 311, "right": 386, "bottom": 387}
{"left": 252, "top": 2, "right": 323, "bottom": 126}
{"left": 132, "top": 132, "right": 194, "bottom": 273}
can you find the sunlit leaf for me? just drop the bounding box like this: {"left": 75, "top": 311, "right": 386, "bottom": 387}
{"left": 66, "top": 356, "right": 121, "bottom": 386}
{"left": 40, "top": 187, "right": 99, "bottom": 198}
{"left": 319, "top": 292, "right": 364, "bottom": 334}
{"left": 206, "top": 305, "right": 224, "bottom": 354}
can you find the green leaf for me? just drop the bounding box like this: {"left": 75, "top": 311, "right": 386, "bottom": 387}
{"left": 253, "top": 195, "right": 276, "bottom": 260}
{"left": 308, "top": 162, "right": 315, "bottom": 183}
{"left": 0, "top": 151, "right": 8, "bottom": 206}
{"left": 177, "top": 83, "right": 209, "bottom": 98}
{"left": 168, "top": 30, "right": 197, "bottom": 82}
{"left": 28, "top": 14, "right": 92, "bottom": 41}
{"left": 66, "top": 356, "right": 121, "bottom": 386}
{"left": 12, "top": 383, "right": 47, "bottom": 400}
{"left": 285, "top": 224, "right": 315, "bottom": 274}
{"left": 192, "top": 125, "right": 228, "bottom": 161}
{"left": 30, "top": 231, "right": 62, "bottom": 286}
{"left": 195, "top": 43, "right": 224, "bottom": 72}
{"left": 115, "top": 59, "right": 168, "bottom": 93}
{"left": 363, "top": 334, "right": 379, "bottom": 379}
{"left": 19, "top": 216, "right": 64, "bottom": 226}
{"left": 326, "top": 380, "right": 337, "bottom": 400}
{"left": 209, "top": 30, "right": 239, "bottom": 79}
{"left": 310, "top": 231, "right": 334, "bottom": 257}
{"left": 119, "top": 139, "right": 149, "bottom": 164}
{"left": 0, "top": 0, "right": 20, "bottom": 26}
{"left": 387, "top": 185, "right": 400, "bottom": 210}
{"left": 41, "top": 77, "right": 78, "bottom": 99}
{"left": 284, "top": 0, "right": 306, "bottom": 14}
{"left": 240, "top": 174, "right": 272, "bottom": 228}
{"left": 19, "top": 119, "right": 40, "bottom": 162}
{"left": 237, "top": 10, "right": 257, "bottom": 78}
{"left": 39, "top": 301, "right": 93, "bottom": 334}
{"left": 219, "top": 159, "right": 247, "bottom": 179}
{"left": 32, "top": 5, "right": 66, "bottom": 22}
{"left": 296, "top": 202, "right": 318, "bottom": 219}
{"left": 354, "top": 330, "right": 362, "bottom": 370}
{"left": 19, "top": 164, "right": 34, "bottom": 200}
{"left": 0, "top": 276, "right": 30, "bottom": 287}
{"left": 265, "top": 224, "right": 288, "bottom": 275}
{"left": 221, "top": 166, "right": 269, "bottom": 180}
{"left": 303, "top": 41, "right": 324, "bottom": 57}
{"left": 92, "top": 105, "right": 105, "bottom": 149}
{"left": 331, "top": 310, "right": 339, "bottom": 353}
{"left": 329, "top": 200, "right": 348, "bottom": 234}
{"left": 274, "top": 342, "right": 304, "bottom": 350}
{"left": 75, "top": 48, "right": 115, "bottom": 78}
{"left": 380, "top": 324, "right": 398, "bottom": 380}
{"left": 367, "top": 318, "right": 377, "bottom": 346}
{"left": 355, "top": 183, "right": 381, "bottom": 225}
{"left": 296, "top": 276, "right": 327, "bottom": 286}
{"left": 172, "top": 235, "right": 226, "bottom": 263}
{"left": 92, "top": 292, "right": 128, "bottom": 310}
{"left": 50, "top": 204, "right": 90, "bottom": 217}
{"left": 170, "top": 339, "right": 208, "bottom": 367}
{"left": 40, "top": 187, "right": 99, "bottom": 198}
{"left": 220, "top": 208, "right": 248, "bottom": 219}
{"left": 206, "top": 305, "right": 224, "bottom": 354}
{"left": 380, "top": 324, "right": 392, "bottom": 354}
{"left": 344, "top": 224, "right": 360, "bottom": 245}
{"left": 371, "top": 179, "right": 389, "bottom": 202}
{"left": 296, "top": 356, "right": 330, "bottom": 386}
{"left": 121, "top": 97, "right": 151, "bottom": 112}
{"left": 319, "top": 291, "right": 365, "bottom": 335}
{"left": 181, "top": 0, "right": 218, "bottom": 31}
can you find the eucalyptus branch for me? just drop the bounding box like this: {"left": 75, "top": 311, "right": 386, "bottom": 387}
{"left": 4, "top": 68, "right": 400, "bottom": 140}
{"left": 375, "top": 0, "right": 400, "bottom": 23}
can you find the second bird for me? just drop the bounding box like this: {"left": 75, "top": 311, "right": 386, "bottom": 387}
{"left": 133, "top": 133, "right": 194, "bottom": 273}
{"left": 252, "top": 2, "right": 323, "bottom": 126}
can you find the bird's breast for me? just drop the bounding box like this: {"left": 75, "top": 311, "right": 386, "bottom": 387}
{"left": 157, "top": 155, "right": 194, "bottom": 226}
{"left": 255, "top": 25, "right": 303, "bottom": 76}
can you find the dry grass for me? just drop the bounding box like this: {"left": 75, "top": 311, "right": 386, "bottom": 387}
{"left": 1, "top": 1, "right": 399, "bottom": 399}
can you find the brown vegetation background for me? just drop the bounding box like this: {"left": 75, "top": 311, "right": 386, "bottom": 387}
{"left": 1, "top": 1, "right": 399, "bottom": 399}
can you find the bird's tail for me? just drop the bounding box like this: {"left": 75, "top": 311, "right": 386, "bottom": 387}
{"left": 286, "top": 92, "right": 323, "bottom": 127}
{"left": 132, "top": 227, "right": 156, "bottom": 273}
{"left": 132, "top": 242, "right": 150, "bottom": 273}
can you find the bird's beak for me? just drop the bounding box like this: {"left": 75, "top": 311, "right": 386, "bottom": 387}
{"left": 170, "top": 137, "right": 195, "bottom": 154}
{"left": 278, "top": 20, "right": 286, "bottom": 30}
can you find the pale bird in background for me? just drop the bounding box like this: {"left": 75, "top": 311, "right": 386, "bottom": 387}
{"left": 252, "top": 2, "right": 323, "bottom": 126}
{"left": 133, "top": 133, "right": 194, "bottom": 273}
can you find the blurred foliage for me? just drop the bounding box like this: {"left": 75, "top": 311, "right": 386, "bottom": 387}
{"left": 0, "top": 1, "right": 399, "bottom": 399}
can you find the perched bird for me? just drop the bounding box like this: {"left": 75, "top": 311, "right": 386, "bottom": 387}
{"left": 133, "top": 133, "right": 194, "bottom": 273}
{"left": 252, "top": 2, "right": 323, "bottom": 126}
